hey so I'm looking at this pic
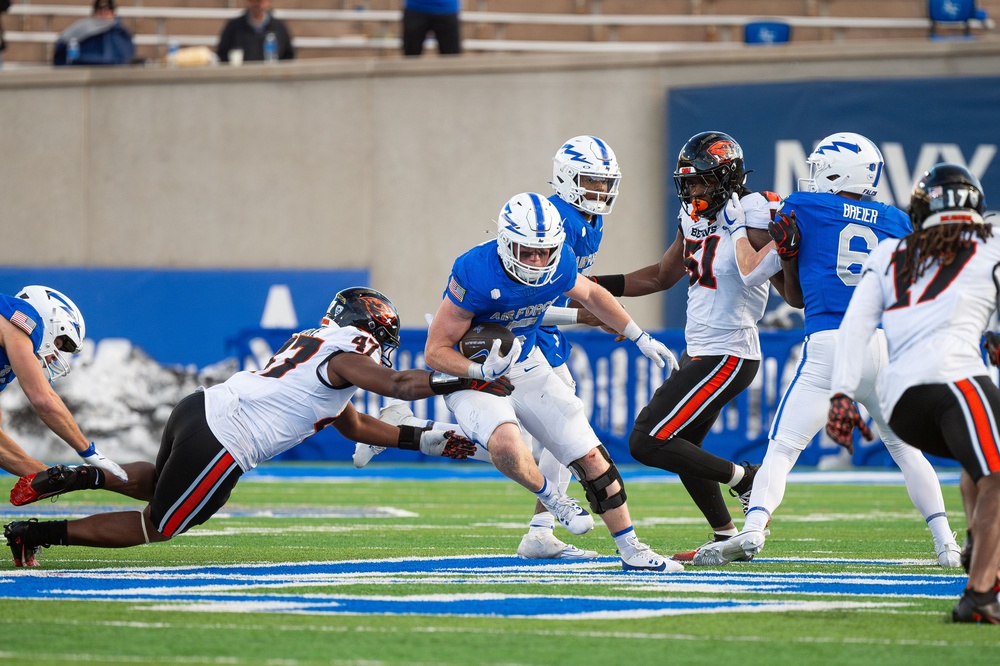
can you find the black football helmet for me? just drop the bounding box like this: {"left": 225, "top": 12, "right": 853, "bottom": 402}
{"left": 909, "top": 162, "right": 986, "bottom": 231}
{"left": 322, "top": 287, "right": 401, "bottom": 367}
{"left": 673, "top": 131, "right": 746, "bottom": 220}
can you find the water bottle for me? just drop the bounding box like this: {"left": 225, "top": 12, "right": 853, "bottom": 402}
{"left": 67, "top": 38, "right": 80, "bottom": 65}
{"left": 166, "top": 39, "right": 180, "bottom": 67}
{"left": 263, "top": 32, "right": 277, "bottom": 63}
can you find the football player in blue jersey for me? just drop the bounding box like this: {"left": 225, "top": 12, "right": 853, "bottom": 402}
{"left": 0, "top": 285, "right": 128, "bottom": 483}
{"left": 425, "top": 191, "right": 685, "bottom": 572}
{"left": 694, "top": 132, "right": 961, "bottom": 566}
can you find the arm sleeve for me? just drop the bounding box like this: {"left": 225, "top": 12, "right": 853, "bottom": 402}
{"left": 830, "top": 270, "right": 885, "bottom": 398}
{"left": 540, "top": 306, "right": 578, "bottom": 326}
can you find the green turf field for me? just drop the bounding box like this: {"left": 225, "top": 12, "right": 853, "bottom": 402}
{"left": 1, "top": 465, "right": 997, "bottom": 666}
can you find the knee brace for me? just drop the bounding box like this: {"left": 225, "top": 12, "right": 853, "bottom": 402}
{"left": 569, "top": 445, "right": 627, "bottom": 515}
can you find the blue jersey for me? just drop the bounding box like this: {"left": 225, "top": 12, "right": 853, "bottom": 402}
{"left": 786, "top": 191, "right": 912, "bottom": 335}
{"left": 444, "top": 239, "right": 579, "bottom": 363}
{"left": 535, "top": 195, "right": 606, "bottom": 367}
{"left": 0, "top": 294, "right": 44, "bottom": 393}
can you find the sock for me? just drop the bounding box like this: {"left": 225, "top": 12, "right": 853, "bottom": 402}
{"left": 35, "top": 520, "right": 69, "bottom": 547}
{"left": 927, "top": 514, "right": 955, "bottom": 548}
{"left": 86, "top": 466, "right": 106, "bottom": 489}
{"left": 528, "top": 513, "right": 555, "bottom": 532}
{"left": 612, "top": 526, "right": 639, "bottom": 555}
{"left": 715, "top": 527, "right": 738, "bottom": 538}
{"left": 533, "top": 477, "right": 554, "bottom": 499}
{"left": 726, "top": 464, "right": 745, "bottom": 488}
{"left": 743, "top": 440, "right": 800, "bottom": 531}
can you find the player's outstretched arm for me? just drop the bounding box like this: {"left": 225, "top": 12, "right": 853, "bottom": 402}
{"left": 0, "top": 420, "right": 47, "bottom": 477}
{"left": 590, "top": 229, "right": 688, "bottom": 299}
{"left": 334, "top": 402, "right": 477, "bottom": 459}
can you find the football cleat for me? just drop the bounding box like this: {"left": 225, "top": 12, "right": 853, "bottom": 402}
{"left": 675, "top": 532, "right": 754, "bottom": 563}
{"left": 352, "top": 444, "right": 385, "bottom": 469}
{"left": 729, "top": 461, "right": 759, "bottom": 515}
{"left": 536, "top": 491, "right": 594, "bottom": 535}
{"left": 516, "top": 530, "right": 598, "bottom": 560}
{"left": 4, "top": 520, "right": 43, "bottom": 567}
{"left": 937, "top": 540, "right": 963, "bottom": 568}
{"left": 952, "top": 587, "right": 1000, "bottom": 624}
{"left": 10, "top": 465, "right": 97, "bottom": 506}
{"left": 619, "top": 534, "right": 683, "bottom": 572}
{"left": 690, "top": 529, "right": 766, "bottom": 566}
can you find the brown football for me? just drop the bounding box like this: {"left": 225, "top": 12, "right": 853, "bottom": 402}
{"left": 458, "top": 322, "right": 515, "bottom": 363}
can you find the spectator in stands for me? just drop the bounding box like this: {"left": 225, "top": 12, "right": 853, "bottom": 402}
{"left": 53, "top": 0, "right": 135, "bottom": 66}
{"left": 216, "top": 0, "right": 294, "bottom": 63}
{"left": 0, "top": 0, "right": 9, "bottom": 69}
{"left": 402, "top": 0, "right": 461, "bottom": 56}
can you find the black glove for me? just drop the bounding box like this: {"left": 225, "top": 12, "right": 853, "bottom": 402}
{"left": 984, "top": 331, "right": 1000, "bottom": 367}
{"left": 429, "top": 372, "right": 514, "bottom": 397}
{"left": 768, "top": 210, "right": 801, "bottom": 260}
{"left": 825, "top": 394, "right": 874, "bottom": 454}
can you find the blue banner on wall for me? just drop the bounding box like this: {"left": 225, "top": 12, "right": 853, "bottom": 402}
{"left": 0, "top": 268, "right": 368, "bottom": 367}
{"left": 664, "top": 75, "right": 1000, "bottom": 328}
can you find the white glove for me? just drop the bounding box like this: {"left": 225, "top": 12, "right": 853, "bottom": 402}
{"left": 634, "top": 331, "right": 679, "bottom": 372}
{"left": 470, "top": 337, "right": 522, "bottom": 381}
{"left": 78, "top": 442, "right": 128, "bottom": 482}
{"left": 721, "top": 191, "right": 746, "bottom": 235}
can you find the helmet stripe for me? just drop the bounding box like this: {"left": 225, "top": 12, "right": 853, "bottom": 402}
{"left": 593, "top": 136, "right": 611, "bottom": 164}
{"left": 528, "top": 192, "right": 547, "bottom": 235}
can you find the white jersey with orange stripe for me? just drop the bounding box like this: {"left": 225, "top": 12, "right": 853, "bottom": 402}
{"left": 833, "top": 229, "right": 1000, "bottom": 421}
{"left": 203, "top": 324, "right": 381, "bottom": 471}
{"left": 681, "top": 191, "right": 780, "bottom": 360}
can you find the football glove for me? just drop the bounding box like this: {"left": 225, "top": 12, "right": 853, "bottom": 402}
{"left": 469, "top": 337, "right": 522, "bottom": 382}
{"left": 78, "top": 442, "right": 128, "bottom": 482}
{"left": 634, "top": 331, "right": 680, "bottom": 372}
{"left": 984, "top": 331, "right": 1000, "bottom": 367}
{"left": 722, "top": 192, "right": 747, "bottom": 234}
{"left": 768, "top": 210, "right": 801, "bottom": 260}
{"left": 418, "top": 429, "right": 478, "bottom": 460}
{"left": 429, "top": 373, "right": 514, "bottom": 397}
{"left": 825, "top": 394, "right": 873, "bottom": 454}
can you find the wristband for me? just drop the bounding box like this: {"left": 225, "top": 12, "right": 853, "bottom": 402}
{"left": 541, "top": 307, "right": 579, "bottom": 326}
{"left": 467, "top": 362, "right": 485, "bottom": 380}
{"left": 730, "top": 225, "right": 748, "bottom": 241}
{"left": 397, "top": 425, "right": 424, "bottom": 450}
{"left": 591, "top": 274, "right": 626, "bottom": 297}
{"left": 429, "top": 372, "right": 463, "bottom": 395}
{"left": 622, "top": 320, "right": 642, "bottom": 341}
{"left": 79, "top": 442, "right": 97, "bottom": 458}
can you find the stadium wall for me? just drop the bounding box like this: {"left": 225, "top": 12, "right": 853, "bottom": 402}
{"left": 2, "top": 41, "right": 999, "bottom": 335}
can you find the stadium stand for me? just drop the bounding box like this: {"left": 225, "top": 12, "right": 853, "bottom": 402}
{"left": 2, "top": 0, "right": 997, "bottom": 65}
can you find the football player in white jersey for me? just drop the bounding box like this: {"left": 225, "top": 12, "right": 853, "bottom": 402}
{"left": 825, "top": 163, "right": 999, "bottom": 623}
{"left": 425, "top": 191, "right": 684, "bottom": 572}
{"left": 584, "top": 131, "right": 788, "bottom": 559}
{"left": 694, "top": 133, "right": 960, "bottom": 567}
{"left": 3, "top": 288, "right": 506, "bottom": 567}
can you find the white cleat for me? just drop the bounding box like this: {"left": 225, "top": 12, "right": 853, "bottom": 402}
{"left": 937, "top": 541, "right": 963, "bottom": 567}
{"left": 691, "top": 529, "right": 766, "bottom": 566}
{"left": 620, "top": 535, "right": 683, "bottom": 572}
{"left": 536, "top": 492, "right": 594, "bottom": 535}
{"left": 516, "top": 530, "right": 599, "bottom": 560}
{"left": 352, "top": 444, "right": 385, "bottom": 469}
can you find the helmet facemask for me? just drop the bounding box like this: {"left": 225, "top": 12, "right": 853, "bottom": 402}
{"left": 497, "top": 193, "right": 566, "bottom": 287}
{"left": 15, "top": 285, "right": 85, "bottom": 383}
{"left": 551, "top": 136, "right": 622, "bottom": 216}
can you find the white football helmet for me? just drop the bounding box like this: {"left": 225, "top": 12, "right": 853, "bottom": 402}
{"left": 15, "top": 285, "right": 86, "bottom": 382}
{"left": 551, "top": 135, "right": 621, "bottom": 215}
{"left": 799, "top": 132, "right": 884, "bottom": 198}
{"left": 496, "top": 192, "right": 566, "bottom": 287}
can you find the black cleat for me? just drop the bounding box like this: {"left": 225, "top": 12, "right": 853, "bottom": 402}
{"left": 4, "top": 520, "right": 43, "bottom": 568}
{"left": 9, "top": 465, "right": 97, "bottom": 506}
{"left": 960, "top": 529, "right": 973, "bottom": 574}
{"left": 729, "top": 461, "right": 760, "bottom": 515}
{"left": 952, "top": 586, "right": 1000, "bottom": 624}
